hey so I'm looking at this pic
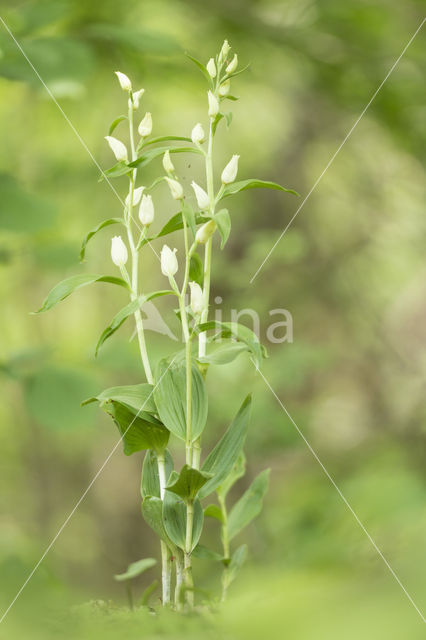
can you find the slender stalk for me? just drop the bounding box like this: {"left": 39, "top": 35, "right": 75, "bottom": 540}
{"left": 157, "top": 453, "right": 172, "bottom": 605}
{"left": 218, "top": 493, "right": 230, "bottom": 602}
{"left": 175, "top": 551, "right": 184, "bottom": 610}
{"left": 184, "top": 500, "right": 195, "bottom": 607}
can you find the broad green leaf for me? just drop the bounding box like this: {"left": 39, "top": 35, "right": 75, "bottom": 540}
{"left": 222, "top": 179, "right": 299, "bottom": 199}
{"left": 197, "top": 321, "right": 265, "bottom": 368}
{"left": 154, "top": 358, "right": 208, "bottom": 442}
{"left": 185, "top": 53, "right": 212, "bottom": 83}
{"left": 217, "top": 452, "right": 246, "bottom": 498}
{"left": 204, "top": 504, "right": 224, "bottom": 523}
{"left": 104, "top": 401, "right": 169, "bottom": 455}
{"left": 141, "top": 449, "right": 173, "bottom": 499}
{"left": 95, "top": 290, "right": 175, "bottom": 355}
{"left": 197, "top": 342, "right": 248, "bottom": 366}
{"left": 192, "top": 544, "right": 223, "bottom": 562}
{"left": 223, "top": 64, "right": 251, "bottom": 81}
{"left": 223, "top": 544, "right": 248, "bottom": 588}
{"left": 80, "top": 217, "right": 123, "bottom": 262}
{"left": 109, "top": 115, "right": 127, "bottom": 135}
{"left": 166, "top": 465, "right": 212, "bottom": 503}
{"left": 143, "top": 135, "right": 192, "bottom": 147}
{"left": 142, "top": 211, "right": 206, "bottom": 247}
{"left": 141, "top": 496, "right": 176, "bottom": 550}
{"left": 129, "top": 146, "right": 202, "bottom": 170}
{"left": 82, "top": 383, "right": 157, "bottom": 414}
{"left": 163, "top": 485, "right": 203, "bottom": 551}
{"left": 35, "top": 274, "right": 129, "bottom": 313}
{"left": 199, "top": 395, "right": 251, "bottom": 499}
{"left": 214, "top": 209, "right": 231, "bottom": 249}
{"left": 101, "top": 160, "right": 131, "bottom": 180}
{"left": 189, "top": 252, "right": 203, "bottom": 287}
{"left": 228, "top": 469, "right": 270, "bottom": 541}
{"left": 114, "top": 557, "right": 156, "bottom": 582}
{"left": 181, "top": 201, "right": 196, "bottom": 238}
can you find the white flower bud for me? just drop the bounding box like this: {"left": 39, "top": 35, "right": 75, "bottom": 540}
{"left": 111, "top": 236, "right": 128, "bottom": 266}
{"left": 226, "top": 54, "right": 238, "bottom": 74}
{"left": 138, "top": 112, "right": 152, "bottom": 137}
{"left": 165, "top": 177, "right": 184, "bottom": 200}
{"left": 221, "top": 154, "right": 240, "bottom": 184}
{"left": 161, "top": 245, "right": 178, "bottom": 277}
{"left": 206, "top": 58, "right": 217, "bottom": 78}
{"left": 219, "top": 40, "right": 231, "bottom": 64}
{"left": 105, "top": 136, "right": 128, "bottom": 162}
{"left": 191, "top": 181, "right": 210, "bottom": 210}
{"left": 125, "top": 185, "right": 144, "bottom": 208}
{"left": 191, "top": 123, "right": 205, "bottom": 145}
{"left": 207, "top": 91, "right": 220, "bottom": 118}
{"left": 189, "top": 281, "right": 204, "bottom": 315}
{"left": 219, "top": 80, "right": 231, "bottom": 97}
{"left": 162, "top": 150, "right": 175, "bottom": 174}
{"left": 132, "top": 88, "right": 145, "bottom": 109}
{"left": 196, "top": 219, "right": 217, "bottom": 244}
{"left": 115, "top": 71, "right": 132, "bottom": 91}
{"left": 139, "top": 194, "right": 154, "bottom": 226}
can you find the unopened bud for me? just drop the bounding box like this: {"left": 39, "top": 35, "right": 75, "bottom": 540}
{"left": 206, "top": 58, "right": 217, "bottom": 78}
{"left": 219, "top": 40, "right": 231, "bottom": 64}
{"left": 105, "top": 136, "right": 128, "bottom": 162}
{"left": 191, "top": 181, "right": 210, "bottom": 210}
{"left": 132, "top": 88, "right": 145, "bottom": 109}
{"left": 165, "top": 177, "right": 184, "bottom": 200}
{"left": 226, "top": 54, "right": 238, "bottom": 75}
{"left": 115, "top": 71, "right": 132, "bottom": 91}
{"left": 111, "top": 236, "right": 128, "bottom": 266}
{"left": 191, "top": 123, "right": 205, "bottom": 145}
{"left": 162, "top": 150, "right": 175, "bottom": 174}
{"left": 189, "top": 281, "right": 204, "bottom": 315}
{"left": 221, "top": 154, "right": 239, "bottom": 184}
{"left": 139, "top": 194, "right": 154, "bottom": 226}
{"left": 125, "top": 185, "right": 144, "bottom": 208}
{"left": 208, "top": 91, "right": 220, "bottom": 118}
{"left": 219, "top": 80, "right": 231, "bottom": 97}
{"left": 138, "top": 112, "right": 152, "bottom": 137}
{"left": 196, "top": 219, "right": 217, "bottom": 244}
{"left": 161, "top": 245, "right": 178, "bottom": 277}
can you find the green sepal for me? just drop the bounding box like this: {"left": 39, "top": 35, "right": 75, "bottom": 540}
{"left": 199, "top": 395, "right": 251, "bottom": 499}
{"left": 114, "top": 558, "right": 156, "bottom": 582}
{"left": 228, "top": 469, "right": 270, "bottom": 540}
{"left": 166, "top": 464, "right": 212, "bottom": 503}
{"left": 34, "top": 274, "right": 129, "bottom": 313}
{"left": 141, "top": 449, "right": 173, "bottom": 499}
{"left": 221, "top": 179, "right": 299, "bottom": 198}
{"left": 80, "top": 217, "right": 124, "bottom": 262}
{"left": 104, "top": 400, "right": 169, "bottom": 455}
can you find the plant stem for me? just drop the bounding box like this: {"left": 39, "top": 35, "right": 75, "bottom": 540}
{"left": 218, "top": 493, "right": 230, "bottom": 602}
{"left": 184, "top": 500, "right": 195, "bottom": 607}
{"left": 175, "top": 551, "right": 184, "bottom": 610}
{"left": 157, "top": 453, "right": 172, "bottom": 605}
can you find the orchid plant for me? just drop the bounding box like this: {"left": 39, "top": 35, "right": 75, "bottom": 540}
{"left": 36, "top": 41, "right": 297, "bottom": 610}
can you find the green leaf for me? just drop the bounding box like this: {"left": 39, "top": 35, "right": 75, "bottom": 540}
{"left": 80, "top": 217, "right": 123, "bottom": 262}
{"left": 189, "top": 253, "right": 203, "bottom": 287}
{"left": 204, "top": 504, "right": 224, "bottom": 523}
{"left": 143, "top": 135, "right": 192, "bottom": 147}
{"left": 199, "top": 395, "right": 251, "bottom": 499}
{"left": 197, "top": 342, "right": 249, "bottom": 366}
{"left": 129, "top": 146, "right": 202, "bottom": 170}
{"left": 223, "top": 544, "right": 248, "bottom": 588}
{"left": 34, "top": 274, "right": 129, "bottom": 313}
{"left": 104, "top": 401, "right": 169, "bottom": 455}
{"left": 82, "top": 383, "right": 157, "bottom": 414}
{"left": 101, "top": 161, "right": 131, "bottom": 180}
{"left": 218, "top": 452, "right": 246, "bottom": 498}
{"left": 166, "top": 465, "right": 212, "bottom": 503}
{"left": 141, "top": 579, "right": 159, "bottom": 606}
{"left": 141, "top": 496, "right": 176, "bottom": 550}
{"left": 141, "top": 212, "right": 206, "bottom": 247}
{"left": 181, "top": 202, "right": 196, "bottom": 238}
{"left": 185, "top": 53, "right": 212, "bottom": 83}
{"left": 109, "top": 115, "right": 127, "bottom": 135}
{"left": 95, "top": 290, "right": 175, "bottom": 355}
{"left": 212, "top": 112, "right": 224, "bottom": 136}
{"left": 114, "top": 558, "right": 156, "bottom": 582}
{"left": 141, "top": 449, "right": 173, "bottom": 499}
{"left": 225, "top": 112, "right": 233, "bottom": 128}
{"left": 228, "top": 469, "right": 270, "bottom": 541}
{"left": 214, "top": 209, "right": 231, "bottom": 249}
{"left": 154, "top": 358, "right": 208, "bottom": 442}
{"left": 192, "top": 544, "right": 223, "bottom": 562}
{"left": 222, "top": 179, "right": 299, "bottom": 198}
{"left": 162, "top": 486, "right": 203, "bottom": 551}
{"left": 196, "top": 321, "right": 265, "bottom": 368}
{"left": 223, "top": 64, "right": 251, "bottom": 80}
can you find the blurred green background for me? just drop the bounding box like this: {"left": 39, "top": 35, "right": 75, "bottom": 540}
{"left": 0, "top": 0, "right": 425, "bottom": 638}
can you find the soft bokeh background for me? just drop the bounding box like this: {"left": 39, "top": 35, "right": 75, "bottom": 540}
{"left": 0, "top": 0, "right": 425, "bottom": 638}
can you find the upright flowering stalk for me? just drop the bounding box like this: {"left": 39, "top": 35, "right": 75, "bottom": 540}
{"left": 35, "top": 43, "right": 297, "bottom": 611}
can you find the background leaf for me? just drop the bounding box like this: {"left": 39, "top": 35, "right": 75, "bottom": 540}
{"left": 114, "top": 557, "right": 156, "bottom": 582}
{"left": 221, "top": 179, "right": 299, "bottom": 198}
{"left": 228, "top": 469, "right": 270, "bottom": 541}
{"left": 35, "top": 274, "right": 129, "bottom": 313}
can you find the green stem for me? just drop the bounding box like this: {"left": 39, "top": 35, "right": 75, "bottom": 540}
{"left": 157, "top": 453, "right": 171, "bottom": 605}
{"left": 174, "top": 551, "right": 184, "bottom": 610}
{"left": 218, "top": 493, "right": 230, "bottom": 602}
{"left": 184, "top": 500, "right": 195, "bottom": 607}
